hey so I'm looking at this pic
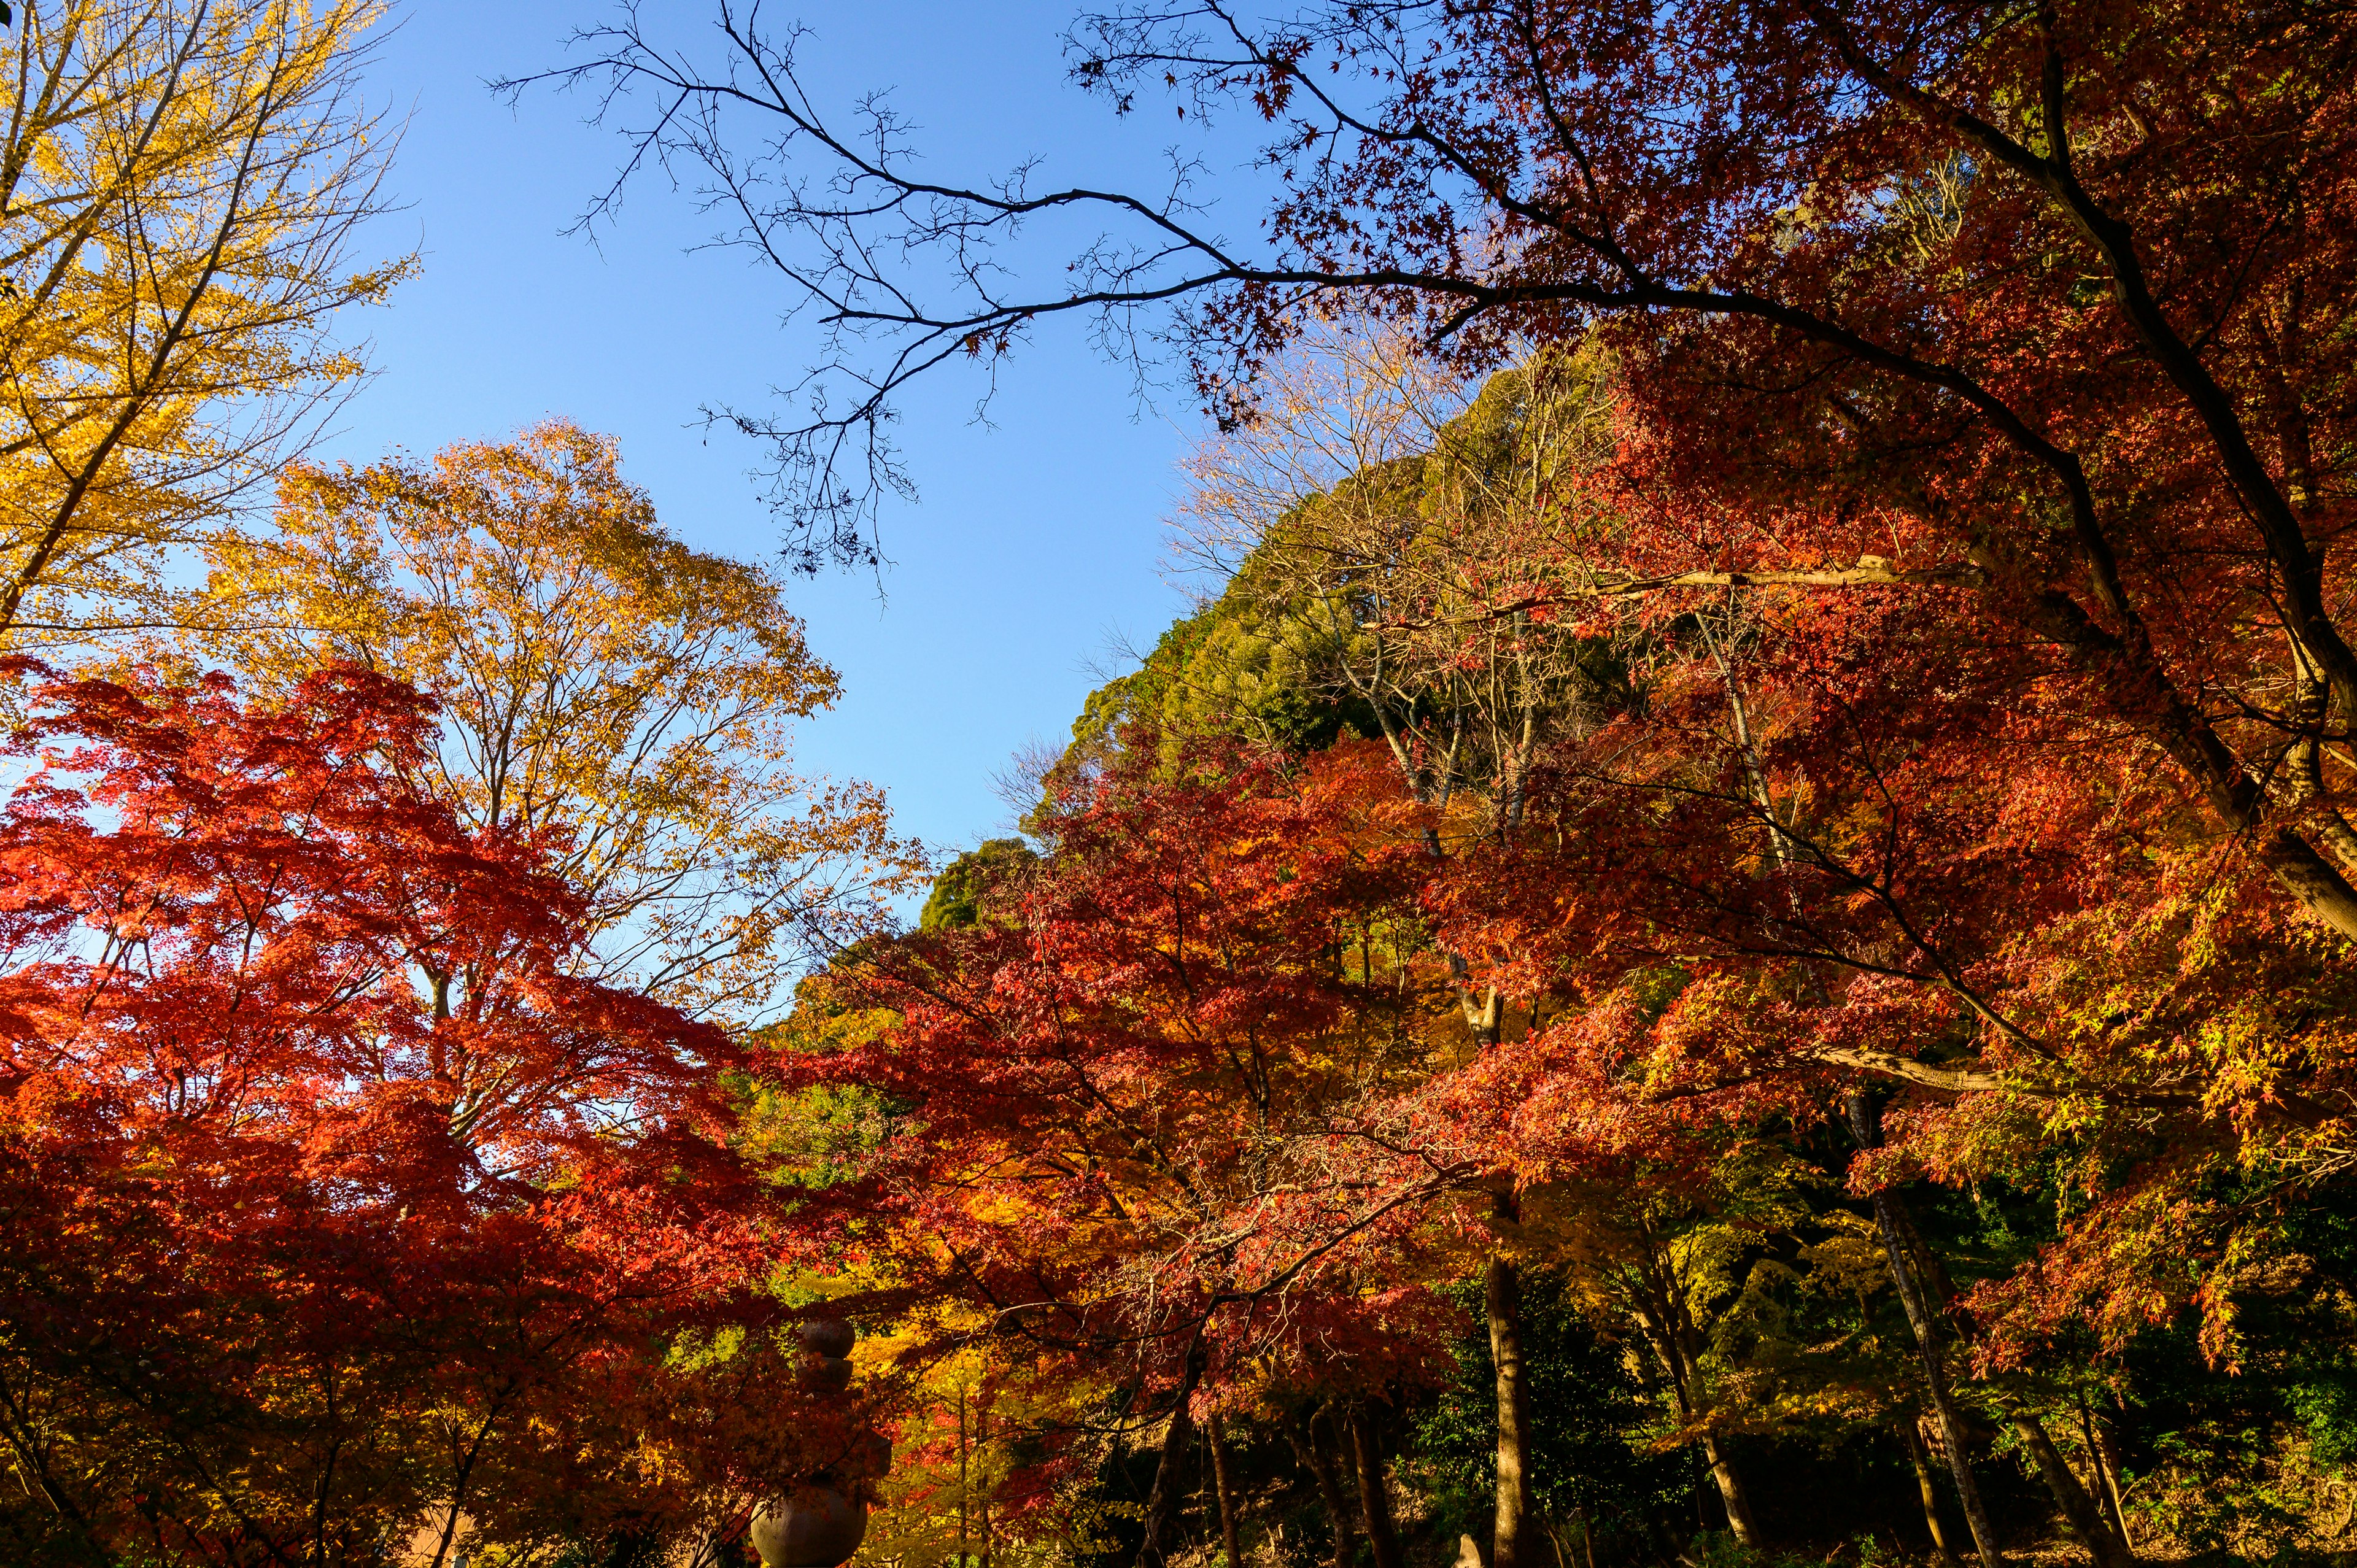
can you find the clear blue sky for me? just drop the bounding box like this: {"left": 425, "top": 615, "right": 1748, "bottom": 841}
{"left": 322, "top": 1, "right": 1227, "bottom": 871}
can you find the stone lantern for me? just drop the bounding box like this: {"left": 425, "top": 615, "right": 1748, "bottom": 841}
{"left": 748, "top": 1317, "right": 889, "bottom": 1568}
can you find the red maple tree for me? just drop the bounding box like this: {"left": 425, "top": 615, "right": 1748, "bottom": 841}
{"left": 782, "top": 734, "right": 1474, "bottom": 1566}
{"left": 0, "top": 663, "right": 830, "bottom": 1564}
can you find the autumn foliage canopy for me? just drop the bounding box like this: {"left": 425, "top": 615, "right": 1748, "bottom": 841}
{"left": 15, "top": 0, "right": 2357, "bottom": 1561}
{"left": 0, "top": 664, "right": 830, "bottom": 1562}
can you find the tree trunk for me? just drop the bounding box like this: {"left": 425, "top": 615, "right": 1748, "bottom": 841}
{"left": 1698, "top": 1434, "right": 1760, "bottom": 1547}
{"left": 980, "top": 1402, "right": 994, "bottom": 1568}
{"left": 1290, "top": 1413, "right": 1356, "bottom": 1568}
{"left": 1900, "top": 1415, "right": 1962, "bottom": 1568}
{"left": 1136, "top": 1330, "right": 1210, "bottom": 1568}
{"left": 2077, "top": 1391, "right": 2133, "bottom": 1551}
{"left": 2008, "top": 1409, "right": 2136, "bottom": 1568}
{"left": 1488, "top": 1194, "right": 1535, "bottom": 1568}
{"left": 1631, "top": 1224, "right": 1762, "bottom": 1552}
{"left": 1209, "top": 1412, "right": 1244, "bottom": 1568}
{"left": 1346, "top": 1405, "right": 1406, "bottom": 1568}
{"left": 1845, "top": 1091, "right": 2005, "bottom": 1568}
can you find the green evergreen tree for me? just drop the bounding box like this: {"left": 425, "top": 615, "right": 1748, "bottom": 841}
{"left": 918, "top": 838, "right": 1039, "bottom": 930}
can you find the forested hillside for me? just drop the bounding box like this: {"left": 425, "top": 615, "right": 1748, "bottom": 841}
{"left": 766, "top": 346, "right": 2357, "bottom": 1568}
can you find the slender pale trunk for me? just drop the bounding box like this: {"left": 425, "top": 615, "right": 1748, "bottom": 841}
{"left": 1290, "top": 1415, "right": 1355, "bottom": 1568}
{"left": 2078, "top": 1391, "right": 2133, "bottom": 1550}
{"left": 1653, "top": 1317, "right": 1758, "bottom": 1544}
{"left": 1846, "top": 1091, "right": 2005, "bottom": 1568}
{"left": 1635, "top": 1222, "right": 1762, "bottom": 1548}
{"left": 1209, "top": 1412, "right": 1243, "bottom": 1568}
{"left": 1488, "top": 1195, "right": 1534, "bottom": 1568}
{"left": 1899, "top": 1415, "right": 1962, "bottom": 1568}
{"left": 979, "top": 1402, "right": 993, "bottom": 1568}
{"left": 2008, "top": 1409, "right": 2135, "bottom": 1568}
{"left": 1136, "top": 1331, "right": 1210, "bottom": 1568}
{"left": 1346, "top": 1406, "right": 1406, "bottom": 1568}
{"left": 1697, "top": 1435, "right": 1759, "bottom": 1545}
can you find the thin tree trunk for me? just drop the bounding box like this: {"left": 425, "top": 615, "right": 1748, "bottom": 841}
{"left": 1488, "top": 1194, "right": 1535, "bottom": 1568}
{"left": 1900, "top": 1415, "right": 1962, "bottom": 1568}
{"left": 1628, "top": 1219, "right": 1762, "bottom": 1551}
{"left": 1697, "top": 1434, "right": 1759, "bottom": 1547}
{"left": 1846, "top": 1091, "right": 2005, "bottom": 1568}
{"left": 2077, "top": 1391, "right": 2132, "bottom": 1550}
{"left": 1209, "top": 1412, "right": 1243, "bottom": 1568}
{"left": 2008, "top": 1409, "right": 2135, "bottom": 1568}
{"left": 1346, "top": 1405, "right": 1406, "bottom": 1568}
{"left": 2097, "top": 1423, "right": 2133, "bottom": 1550}
{"left": 1288, "top": 1415, "right": 1356, "bottom": 1568}
{"left": 309, "top": 1427, "right": 344, "bottom": 1568}
{"left": 980, "top": 1400, "right": 993, "bottom": 1568}
{"left": 1136, "top": 1330, "right": 1210, "bottom": 1568}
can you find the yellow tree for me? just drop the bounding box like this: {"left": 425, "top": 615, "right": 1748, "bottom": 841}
{"left": 0, "top": 0, "right": 407, "bottom": 648}
{"left": 203, "top": 420, "right": 924, "bottom": 1024}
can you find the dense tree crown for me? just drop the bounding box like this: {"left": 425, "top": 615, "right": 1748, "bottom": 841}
{"left": 202, "top": 421, "right": 924, "bottom": 1024}
{"left": 0, "top": 0, "right": 406, "bottom": 651}
{"left": 0, "top": 664, "right": 856, "bottom": 1563}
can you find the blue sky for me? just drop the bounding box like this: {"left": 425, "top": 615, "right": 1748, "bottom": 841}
{"left": 322, "top": 1, "right": 1239, "bottom": 871}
